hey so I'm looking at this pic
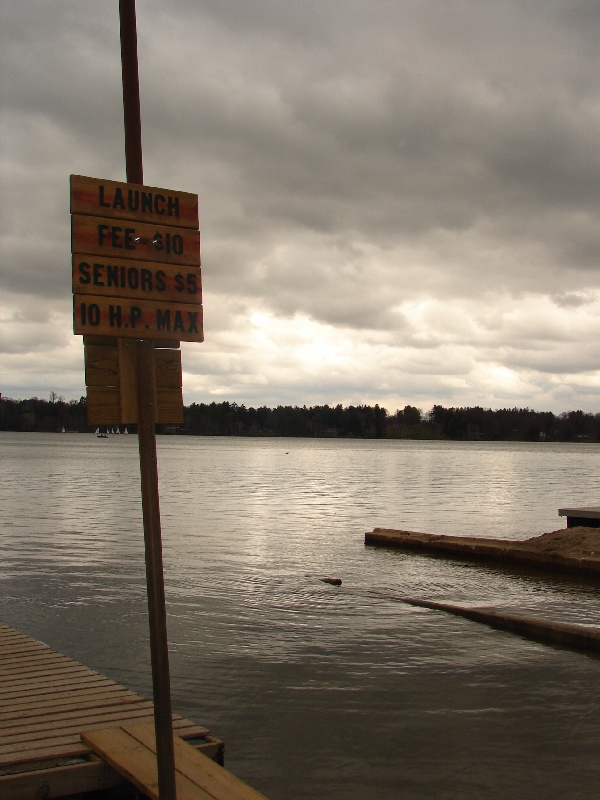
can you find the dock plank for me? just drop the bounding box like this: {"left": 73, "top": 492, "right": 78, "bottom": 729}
{"left": 0, "top": 623, "right": 223, "bottom": 795}
{"left": 83, "top": 722, "right": 268, "bottom": 800}
{"left": 127, "top": 722, "right": 268, "bottom": 800}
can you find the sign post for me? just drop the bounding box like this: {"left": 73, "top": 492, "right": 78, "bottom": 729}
{"left": 120, "top": 2, "right": 175, "bottom": 796}
{"left": 71, "top": 6, "right": 203, "bottom": 794}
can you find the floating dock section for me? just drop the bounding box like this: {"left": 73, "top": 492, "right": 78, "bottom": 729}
{"left": 365, "top": 528, "right": 600, "bottom": 577}
{"left": 0, "top": 622, "right": 222, "bottom": 798}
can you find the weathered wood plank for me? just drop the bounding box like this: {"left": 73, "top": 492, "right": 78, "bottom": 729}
{"left": 0, "top": 639, "right": 57, "bottom": 655}
{"left": 0, "top": 646, "right": 75, "bottom": 662}
{"left": 74, "top": 293, "right": 203, "bottom": 342}
{"left": 0, "top": 657, "right": 88, "bottom": 676}
{"left": 71, "top": 214, "right": 201, "bottom": 267}
{"left": 0, "top": 759, "right": 127, "bottom": 800}
{"left": 0, "top": 662, "right": 102, "bottom": 680}
{"left": 0, "top": 687, "right": 138, "bottom": 717}
{"left": 0, "top": 708, "right": 156, "bottom": 746}
{"left": 127, "top": 722, "right": 268, "bottom": 800}
{"left": 0, "top": 760, "right": 127, "bottom": 800}
{"left": 0, "top": 674, "right": 116, "bottom": 696}
{"left": 0, "top": 701, "right": 155, "bottom": 737}
{"left": 83, "top": 726, "right": 216, "bottom": 800}
{"left": 0, "top": 624, "right": 221, "bottom": 793}
{"left": 0, "top": 722, "right": 209, "bottom": 768}
{"left": 70, "top": 174, "right": 199, "bottom": 229}
{"left": 73, "top": 255, "right": 202, "bottom": 304}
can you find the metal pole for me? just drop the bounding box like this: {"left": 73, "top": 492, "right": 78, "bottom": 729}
{"left": 118, "top": 2, "right": 177, "bottom": 798}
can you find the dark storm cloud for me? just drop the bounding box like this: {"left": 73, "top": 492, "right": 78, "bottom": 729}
{"left": 1, "top": 1, "right": 600, "bottom": 410}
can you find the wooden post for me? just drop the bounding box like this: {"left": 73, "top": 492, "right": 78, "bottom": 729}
{"left": 118, "top": 2, "right": 177, "bottom": 798}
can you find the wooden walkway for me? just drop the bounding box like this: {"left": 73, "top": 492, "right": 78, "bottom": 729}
{"left": 0, "top": 622, "right": 223, "bottom": 798}
{"left": 83, "top": 722, "right": 267, "bottom": 799}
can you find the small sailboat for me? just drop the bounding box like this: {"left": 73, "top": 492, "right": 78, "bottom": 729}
{"left": 96, "top": 427, "right": 109, "bottom": 439}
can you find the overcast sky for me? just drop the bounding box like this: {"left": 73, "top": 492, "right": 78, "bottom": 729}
{"left": 2, "top": 1, "right": 600, "bottom": 414}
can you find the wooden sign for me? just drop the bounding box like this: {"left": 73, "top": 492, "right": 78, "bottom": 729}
{"left": 71, "top": 174, "right": 202, "bottom": 423}
{"left": 72, "top": 256, "right": 202, "bottom": 304}
{"left": 70, "top": 174, "right": 199, "bottom": 229}
{"left": 74, "top": 294, "right": 203, "bottom": 342}
{"left": 84, "top": 337, "right": 183, "bottom": 425}
{"left": 72, "top": 214, "right": 200, "bottom": 267}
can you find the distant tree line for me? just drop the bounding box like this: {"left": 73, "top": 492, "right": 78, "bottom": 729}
{"left": 2, "top": 395, "right": 600, "bottom": 442}
{"left": 182, "top": 402, "right": 600, "bottom": 441}
{"left": 0, "top": 394, "right": 89, "bottom": 433}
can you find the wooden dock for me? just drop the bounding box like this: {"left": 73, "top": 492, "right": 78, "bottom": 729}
{"left": 0, "top": 622, "right": 223, "bottom": 798}
{"left": 558, "top": 506, "right": 600, "bottom": 528}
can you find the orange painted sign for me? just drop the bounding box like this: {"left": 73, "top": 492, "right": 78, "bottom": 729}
{"left": 70, "top": 174, "right": 198, "bottom": 229}
{"left": 72, "top": 256, "right": 202, "bottom": 304}
{"left": 71, "top": 173, "right": 202, "bottom": 420}
{"left": 72, "top": 214, "right": 200, "bottom": 267}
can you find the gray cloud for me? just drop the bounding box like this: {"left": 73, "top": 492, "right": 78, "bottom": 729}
{"left": 2, "top": 1, "right": 600, "bottom": 411}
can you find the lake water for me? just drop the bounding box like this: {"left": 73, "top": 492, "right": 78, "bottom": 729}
{"left": 1, "top": 432, "right": 600, "bottom": 799}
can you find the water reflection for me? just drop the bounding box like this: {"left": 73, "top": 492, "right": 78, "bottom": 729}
{"left": 1, "top": 433, "right": 600, "bottom": 799}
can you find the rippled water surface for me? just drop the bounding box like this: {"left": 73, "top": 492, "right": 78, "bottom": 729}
{"left": 1, "top": 433, "right": 600, "bottom": 798}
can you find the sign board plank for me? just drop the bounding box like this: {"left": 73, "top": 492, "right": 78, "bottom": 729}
{"left": 70, "top": 175, "right": 199, "bottom": 229}
{"left": 83, "top": 335, "right": 180, "bottom": 348}
{"left": 85, "top": 344, "right": 120, "bottom": 387}
{"left": 85, "top": 340, "right": 184, "bottom": 425}
{"left": 117, "top": 341, "right": 183, "bottom": 424}
{"left": 155, "top": 349, "right": 183, "bottom": 389}
{"left": 86, "top": 387, "right": 183, "bottom": 426}
{"left": 74, "top": 295, "right": 203, "bottom": 342}
{"left": 117, "top": 339, "right": 138, "bottom": 424}
{"left": 86, "top": 387, "right": 121, "bottom": 426}
{"left": 156, "top": 388, "right": 184, "bottom": 425}
{"left": 73, "top": 256, "right": 202, "bottom": 304}
{"left": 72, "top": 215, "right": 200, "bottom": 267}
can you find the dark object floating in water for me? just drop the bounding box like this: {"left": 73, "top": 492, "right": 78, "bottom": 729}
{"left": 320, "top": 577, "right": 342, "bottom": 586}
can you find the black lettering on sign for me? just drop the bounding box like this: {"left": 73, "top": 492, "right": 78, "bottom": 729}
{"left": 187, "top": 310, "right": 200, "bottom": 333}
{"left": 93, "top": 263, "right": 105, "bottom": 287}
{"left": 80, "top": 302, "right": 100, "bottom": 327}
{"left": 173, "top": 311, "right": 185, "bottom": 333}
{"left": 97, "top": 224, "right": 136, "bottom": 250}
{"left": 156, "top": 309, "right": 171, "bottom": 331}
{"left": 78, "top": 261, "right": 91, "bottom": 285}
{"left": 98, "top": 224, "right": 110, "bottom": 246}
{"left": 106, "top": 264, "right": 119, "bottom": 287}
{"left": 127, "top": 267, "right": 139, "bottom": 290}
{"left": 156, "top": 270, "right": 166, "bottom": 291}
{"left": 109, "top": 304, "right": 122, "bottom": 328}
{"left": 98, "top": 186, "right": 110, "bottom": 208}
{"left": 186, "top": 273, "right": 198, "bottom": 295}
{"left": 72, "top": 176, "right": 197, "bottom": 227}
{"left": 130, "top": 306, "right": 142, "bottom": 328}
{"left": 97, "top": 184, "right": 182, "bottom": 217}
{"left": 152, "top": 232, "right": 183, "bottom": 256}
{"left": 112, "top": 187, "right": 126, "bottom": 210}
